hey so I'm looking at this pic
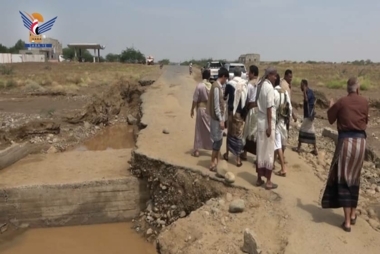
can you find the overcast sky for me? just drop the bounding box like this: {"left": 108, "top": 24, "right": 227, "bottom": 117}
{"left": 1, "top": 0, "right": 379, "bottom": 62}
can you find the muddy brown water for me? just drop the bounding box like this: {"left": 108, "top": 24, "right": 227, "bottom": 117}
{"left": 0, "top": 223, "right": 157, "bottom": 254}
{"left": 75, "top": 124, "right": 135, "bottom": 151}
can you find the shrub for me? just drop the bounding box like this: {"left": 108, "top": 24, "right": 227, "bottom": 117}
{"left": 0, "top": 64, "right": 14, "bottom": 75}
{"left": 326, "top": 77, "right": 371, "bottom": 90}
{"left": 5, "top": 79, "right": 16, "bottom": 89}
{"left": 326, "top": 80, "right": 344, "bottom": 89}
{"left": 24, "top": 80, "right": 45, "bottom": 92}
{"left": 358, "top": 77, "right": 371, "bottom": 90}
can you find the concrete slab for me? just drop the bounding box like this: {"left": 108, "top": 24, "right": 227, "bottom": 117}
{"left": 0, "top": 149, "right": 132, "bottom": 187}
{"left": 0, "top": 149, "right": 149, "bottom": 227}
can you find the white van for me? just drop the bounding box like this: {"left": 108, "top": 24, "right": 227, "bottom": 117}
{"left": 224, "top": 63, "right": 247, "bottom": 80}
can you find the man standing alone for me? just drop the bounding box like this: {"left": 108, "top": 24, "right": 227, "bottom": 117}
{"left": 207, "top": 67, "right": 229, "bottom": 172}
{"left": 321, "top": 77, "right": 369, "bottom": 232}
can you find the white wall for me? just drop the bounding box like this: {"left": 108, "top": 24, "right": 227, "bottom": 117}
{"left": 0, "top": 53, "right": 46, "bottom": 64}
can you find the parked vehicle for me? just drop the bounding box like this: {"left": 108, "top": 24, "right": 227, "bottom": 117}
{"left": 146, "top": 56, "right": 154, "bottom": 65}
{"left": 207, "top": 61, "right": 223, "bottom": 81}
{"left": 224, "top": 63, "right": 247, "bottom": 80}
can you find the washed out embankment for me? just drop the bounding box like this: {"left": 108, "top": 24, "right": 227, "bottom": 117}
{"left": 0, "top": 75, "right": 157, "bottom": 228}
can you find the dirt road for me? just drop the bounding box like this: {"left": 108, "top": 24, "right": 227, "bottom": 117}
{"left": 140, "top": 66, "right": 380, "bottom": 253}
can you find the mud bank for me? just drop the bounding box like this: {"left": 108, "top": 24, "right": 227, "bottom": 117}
{"left": 131, "top": 152, "right": 229, "bottom": 226}
{"left": 130, "top": 151, "right": 288, "bottom": 254}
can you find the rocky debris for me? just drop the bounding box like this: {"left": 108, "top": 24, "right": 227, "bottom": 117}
{"left": 162, "top": 129, "right": 169, "bottom": 134}
{"left": 216, "top": 160, "right": 228, "bottom": 178}
{"left": 0, "top": 112, "right": 43, "bottom": 130}
{"left": 226, "top": 193, "right": 233, "bottom": 202}
{"left": 157, "top": 189, "right": 286, "bottom": 254}
{"left": 127, "top": 114, "right": 137, "bottom": 125}
{"left": 63, "top": 81, "right": 143, "bottom": 125}
{"left": 229, "top": 199, "right": 245, "bottom": 213}
{"left": 146, "top": 228, "right": 153, "bottom": 236}
{"left": 46, "top": 146, "right": 58, "bottom": 154}
{"left": 0, "top": 120, "right": 60, "bottom": 144}
{"left": 138, "top": 77, "right": 155, "bottom": 87}
{"left": 179, "top": 211, "right": 186, "bottom": 218}
{"left": 241, "top": 228, "right": 261, "bottom": 254}
{"left": 0, "top": 223, "right": 8, "bottom": 233}
{"left": 131, "top": 154, "right": 229, "bottom": 237}
{"left": 0, "top": 80, "right": 144, "bottom": 153}
{"left": 368, "top": 219, "right": 380, "bottom": 231}
{"left": 321, "top": 127, "right": 337, "bottom": 143}
{"left": 368, "top": 208, "right": 377, "bottom": 219}
{"left": 225, "top": 172, "right": 235, "bottom": 184}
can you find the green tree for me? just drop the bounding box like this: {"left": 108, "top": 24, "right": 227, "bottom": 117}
{"left": 158, "top": 59, "right": 170, "bottom": 65}
{"left": 62, "top": 47, "right": 93, "bottom": 62}
{"left": 105, "top": 53, "right": 120, "bottom": 62}
{"left": 119, "top": 47, "right": 145, "bottom": 63}
{"left": 8, "top": 40, "right": 26, "bottom": 53}
{"left": 0, "top": 44, "right": 8, "bottom": 53}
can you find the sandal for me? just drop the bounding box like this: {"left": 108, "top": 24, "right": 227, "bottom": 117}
{"left": 236, "top": 162, "right": 243, "bottom": 167}
{"left": 209, "top": 165, "right": 217, "bottom": 172}
{"left": 255, "top": 180, "right": 265, "bottom": 187}
{"left": 265, "top": 183, "right": 278, "bottom": 190}
{"left": 311, "top": 150, "right": 318, "bottom": 156}
{"left": 223, "top": 153, "right": 229, "bottom": 161}
{"left": 341, "top": 222, "right": 351, "bottom": 232}
{"left": 292, "top": 147, "right": 300, "bottom": 153}
{"left": 351, "top": 215, "right": 357, "bottom": 225}
{"left": 275, "top": 171, "right": 287, "bottom": 177}
{"left": 191, "top": 151, "right": 200, "bottom": 157}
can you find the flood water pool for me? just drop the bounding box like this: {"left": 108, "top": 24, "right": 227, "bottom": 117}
{"left": 75, "top": 124, "right": 135, "bottom": 151}
{"left": 0, "top": 223, "right": 156, "bottom": 254}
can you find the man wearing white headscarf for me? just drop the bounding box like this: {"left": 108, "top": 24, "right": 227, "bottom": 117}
{"left": 222, "top": 67, "right": 248, "bottom": 167}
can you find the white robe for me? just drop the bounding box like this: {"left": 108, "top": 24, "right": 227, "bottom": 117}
{"left": 256, "top": 80, "right": 275, "bottom": 171}
{"left": 274, "top": 86, "right": 292, "bottom": 142}
{"left": 242, "top": 80, "right": 259, "bottom": 144}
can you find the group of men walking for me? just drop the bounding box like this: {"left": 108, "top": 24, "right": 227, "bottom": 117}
{"left": 191, "top": 65, "right": 369, "bottom": 232}
{"left": 192, "top": 65, "right": 296, "bottom": 189}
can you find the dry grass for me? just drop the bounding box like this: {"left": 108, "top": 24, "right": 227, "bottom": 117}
{"left": 0, "top": 62, "right": 159, "bottom": 94}
{"left": 255, "top": 62, "right": 379, "bottom": 90}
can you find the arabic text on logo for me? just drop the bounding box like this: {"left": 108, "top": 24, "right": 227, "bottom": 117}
{"left": 19, "top": 11, "right": 58, "bottom": 48}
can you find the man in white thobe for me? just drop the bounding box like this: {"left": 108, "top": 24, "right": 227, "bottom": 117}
{"left": 255, "top": 67, "right": 277, "bottom": 190}
{"left": 241, "top": 65, "right": 259, "bottom": 160}
{"left": 273, "top": 76, "right": 292, "bottom": 176}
